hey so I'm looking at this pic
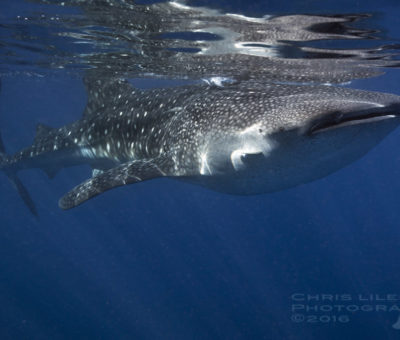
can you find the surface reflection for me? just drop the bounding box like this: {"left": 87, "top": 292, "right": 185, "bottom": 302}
{"left": 0, "top": 0, "right": 398, "bottom": 83}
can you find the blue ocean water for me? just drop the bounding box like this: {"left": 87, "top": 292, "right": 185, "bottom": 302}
{"left": 1, "top": 1, "right": 400, "bottom": 339}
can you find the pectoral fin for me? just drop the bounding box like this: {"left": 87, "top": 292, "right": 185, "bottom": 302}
{"left": 59, "top": 158, "right": 171, "bottom": 210}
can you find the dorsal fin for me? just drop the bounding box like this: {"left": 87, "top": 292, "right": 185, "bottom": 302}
{"left": 82, "top": 76, "right": 135, "bottom": 117}
{"left": 35, "top": 123, "right": 54, "bottom": 142}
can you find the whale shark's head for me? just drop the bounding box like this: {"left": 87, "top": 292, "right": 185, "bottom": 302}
{"left": 189, "top": 84, "right": 400, "bottom": 194}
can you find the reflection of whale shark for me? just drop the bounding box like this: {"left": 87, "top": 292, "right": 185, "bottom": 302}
{"left": 6, "top": 1, "right": 400, "bottom": 82}
{"left": 1, "top": 79, "right": 400, "bottom": 212}
{"left": 74, "top": 4, "right": 395, "bottom": 83}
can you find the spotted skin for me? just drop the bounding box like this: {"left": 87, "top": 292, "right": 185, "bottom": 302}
{"left": 2, "top": 78, "right": 400, "bottom": 210}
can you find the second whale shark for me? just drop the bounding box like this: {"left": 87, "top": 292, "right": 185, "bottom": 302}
{"left": 1, "top": 78, "right": 400, "bottom": 213}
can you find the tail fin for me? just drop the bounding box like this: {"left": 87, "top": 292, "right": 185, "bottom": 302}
{"left": 0, "top": 81, "right": 38, "bottom": 217}
{"left": 0, "top": 134, "right": 38, "bottom": 217}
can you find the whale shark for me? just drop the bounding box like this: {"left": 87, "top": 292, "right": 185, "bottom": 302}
{"left": 1, "top": 77, "right": 400, "bottom": 213}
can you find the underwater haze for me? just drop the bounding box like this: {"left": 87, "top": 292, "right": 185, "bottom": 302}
{"left": 1, "top": 0, "right": 400, "bottom": 339}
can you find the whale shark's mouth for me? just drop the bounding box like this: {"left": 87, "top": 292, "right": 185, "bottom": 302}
{"left": 308, "top": 103, "right": 400, "bottom": 135}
